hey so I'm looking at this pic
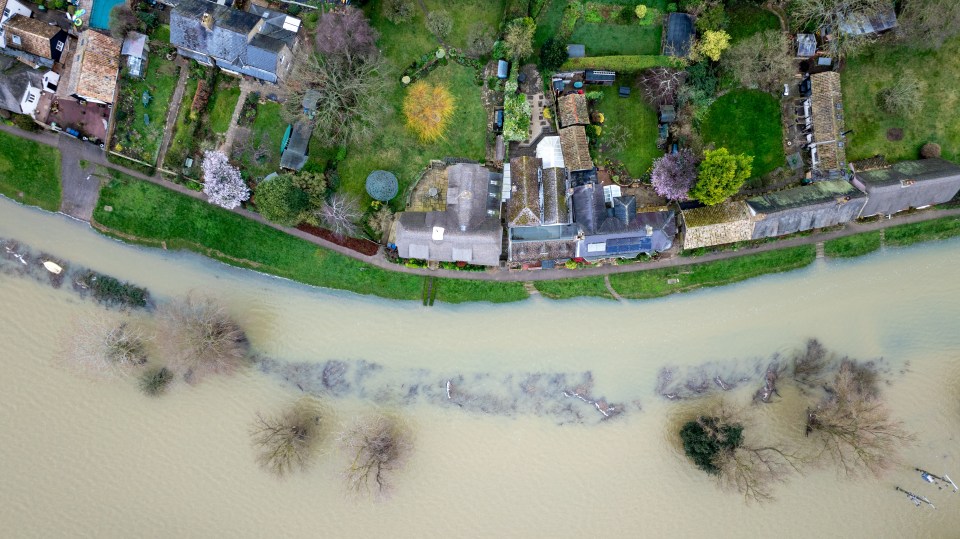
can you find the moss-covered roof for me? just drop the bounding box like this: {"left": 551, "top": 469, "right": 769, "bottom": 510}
{"left": 856, "top": 158, "right": 960, "bottom": 187}
{"left": 682, "top": 201, "right": 751, "bottom": 228}
{"left": 746, "top": 180, "right": 864, "bottom": 214}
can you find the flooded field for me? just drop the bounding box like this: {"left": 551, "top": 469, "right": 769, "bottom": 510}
{"left": 1, "top": 197, "right": 959, "bottom": 537}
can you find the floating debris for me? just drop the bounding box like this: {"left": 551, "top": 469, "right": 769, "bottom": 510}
{"left": 917, "top": 468, "right": 959, "bottom": 493}
{"left": 896, "top": 486, "right": 936, "bottom": 509}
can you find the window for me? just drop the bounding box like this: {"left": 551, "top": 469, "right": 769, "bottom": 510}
{"left": 11, "top": 34, "right": 20, "bottom": 46}
{"left": 55, "top": 41, "right": 64, "bottom": 52}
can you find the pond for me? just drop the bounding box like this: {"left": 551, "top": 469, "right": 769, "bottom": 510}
{"left": 1, "top": 196, "right": 959, "bottom": 536}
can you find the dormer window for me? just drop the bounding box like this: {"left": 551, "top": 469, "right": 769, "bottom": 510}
{"left": 11, "top": 34, "right": 20, "bottom": 46}
{"left": 56, "top": 41, "right": 64, "bottom": 52}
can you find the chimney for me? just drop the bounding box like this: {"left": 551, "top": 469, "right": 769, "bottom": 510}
{"left": 201, "top": 12, "right": 214, "bottom": 31}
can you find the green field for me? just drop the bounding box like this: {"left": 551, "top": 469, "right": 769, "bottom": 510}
{"left": 0, "top": 131, "right": 61, "bottom": 211}
{"left": 842, "top": 37, "right": 960, "bottom": 163}
{"left": 163, "top": 78, "right": 200, "bottom": 174}
{"left": 609, "top": 245, "right": 816, "bottom": 299}
{"left": 700, "top": 89, "right": 785, "bottom": 182}
{"left": 598, "top": 83, "right": 661, "bottom": 177}
{"left": 240, "top": 102, "right": 290, "bottom": 180}
{"left": 535, "top": 276, "right": 615, "bottom": 300}
{"left": 92, "top": 175, "right": 526, "bottom": 303}
{"left": 823, "top": 231, "right": 882, "bottom": 258}
{"left": 727, "top": 5, "right": 781, "bottom": 43}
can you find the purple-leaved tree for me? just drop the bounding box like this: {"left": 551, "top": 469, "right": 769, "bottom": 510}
{"left": 651, "top": 149, "right": 698, "bottom": 201}
{"left": 202, "top": 151, "right": 249, "bottom": 209}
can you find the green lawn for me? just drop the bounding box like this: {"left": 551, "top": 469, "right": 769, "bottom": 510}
{"left": 535, "top": 276, "right": 615, "bottom": 300}
{"left": 609, "top": 245, "right": 816, "bottom": 299}
{"left": 0, "top": 131, "right": 61, "bottom": 211}
{"left": 842, "top": 37, "right": 960, "bottom": 163}
{"left": 727, "top": 5, "right": 781, "bottom": 44}
{"left": 422, "top": 0, "right": 505, "bottom": 51}
{"left": 163, "top": 78, "right": 199, "bottom": 174}
{"left": 208, "top": 78, "right": 241, "bottom": 135}
{"left": 364, "top": 2, "right": 436, "bottom": 68}
{"left": 598, "top": 83, "right": 661, "bottom": 177}
{"left": 570, "top": 22, "right": 662, "bottom": 56}
{"left": 534, "top": 0, "right": 568, "bottom": 48}
{"left": 885, "top": 215, "right": 960, "bottom": 246}
{"left": 824, "top": 231, "right": 882, "bottom": 258}
{"left": 150, "top": 24, "right": 170, "bottom": 43}
{"left": 92, "top": 175, "right": 526, "bottom": 303}
{"left": 337, "top": 64, "right": 487, "bottom": 207}
{"left": 241, "top": 102, "right": 289, "bottom": 180}
{"left": 114, "top": 52, "right": 180, "bottom": 164}
{"left": 700, "top": 89, "right": 785, "bottom": 181}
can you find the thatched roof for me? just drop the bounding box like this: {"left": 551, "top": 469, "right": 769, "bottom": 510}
{"left": 558, "top": 93, "right": 589, "bottom": 128}
{"left": 559, "top": 126, "right": 593, "bottom": 172}
{"left": 507, "top": 156, "right": 543, "bottom": 227}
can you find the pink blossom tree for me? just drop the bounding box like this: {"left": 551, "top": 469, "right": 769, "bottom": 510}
{"left": 651, "top": 149, "right": 699, "bottom": 201}
{"left": 202, "top": 151, "right": 249, "bottom": 209}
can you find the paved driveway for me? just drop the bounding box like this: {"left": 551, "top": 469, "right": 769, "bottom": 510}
{"left": 58, "top": 135, "right": 102, "bottom": 221}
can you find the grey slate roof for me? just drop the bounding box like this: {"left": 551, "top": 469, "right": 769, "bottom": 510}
{"left": 279, "top": 121, "right": 312, "bottom": 171}
{"left": 747, "top": 180, "right": 866, "bottom": 239}
{"left": 854, "top": 158, "right": 960, "bottom": 217}
{"left": 572, "top": 182, "right": 676, "bottom": 257}
{"left": 394, "top": 163, "right": 504, "bottom": 266}
{"left": 0, "top": 56, "right": 42, "bottom": 115}
{"left": 508, "top": 224, "right": 579, "bottom": 263}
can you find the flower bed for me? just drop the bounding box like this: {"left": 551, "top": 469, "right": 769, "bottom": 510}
{"left": 295, "top": 223, "right": 380, "bottom": 256}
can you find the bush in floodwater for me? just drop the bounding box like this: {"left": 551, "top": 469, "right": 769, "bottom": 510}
{"left": 251, "top": 397, "right": 326, "bottom": 477}
{"left": 339, "top": 413, "right": 413, "bottom": 497}
{"left": 74, "top": 270, "right": 150, "bottom": 308}
{"left": 65, "top": 315, "right": 148, "bottom": 376}
{"left": 139, "top": 366, "right": 173, "bottom": 396}
{"left": 680, "top": 416, "right": 744, "bottom": 474}
{"left": 155, "top": 294, "right": 249, "bottom": 381}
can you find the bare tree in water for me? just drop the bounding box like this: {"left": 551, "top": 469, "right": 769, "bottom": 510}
{"left": 64, "top": 315, "right": 148, "bottom": 376}
{"left": 155, "top": 295, "right": 249, "bottom": 381}
{"left": 252, "top": 397, "right": 326, "bottom": 477}
{"left": 806, "top": 361, "right": 913, "bottom": 476}
{"left": 339, "top": 413, "right": 413, "bottom": 497}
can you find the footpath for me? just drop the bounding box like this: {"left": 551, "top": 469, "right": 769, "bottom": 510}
{"left": 3, "top": 123, "right": 960, "bottom": 284}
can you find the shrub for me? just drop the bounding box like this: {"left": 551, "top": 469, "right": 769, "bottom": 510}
{"left": 691, "top": 148, "right": 753, "bottom": 205}
{"left": 680, "top": 416, "right": 744, "bottom": 474}
{"left": 383, "top": 0, "right": 413, "bottom": 24}
{"left": 426, "top": 10, "right": 453, "bottom": 39}
{"left": 504, "top": 17, "right": 536, "bottom": 60}
{"left": 635, "top": 4, "right": 647, "bottom": 19}
{"left": 139, "top": 366, "right": 173, "bottom": 396}
{"left": 75, "top": 270, "right": 150, "bottom": 308}
{"left": 921, "top": 142, "right": 942, "bottom": 158}
{"left": 667, "top": 2, "right": 677, "bottom": 12}
{"left": 502, "top": 92, "right": 531, "bottom": 142}
{"left": 403, "top": 81, "right": 456, "bottom": 142}
{"left": 254, "top": 174, "right": 310, "bottom": 226}
{"left": 695, "top": 30, "right": 731, "bottom": 62}
{"left": 466, "top": 23, "right": 494, "bottom": 57}
{"left": 540, "top": 37, "right": 568, "bottom": 70}
{"left": 878, "top": 71, "right": 926, "bottom": 116}
{"left": 560, "top": 2, "right": 583, "bottom": 37}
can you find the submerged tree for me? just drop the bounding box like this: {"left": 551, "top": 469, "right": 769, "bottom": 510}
{"left": 139, "top": 366, "right": 174, "bottom": 396}
{"left": 806, "top": 361, "right": 913, "bottom": 476}
{"left": 155, "top": 295, "right": 249, "bottom": 381}
{"left": 340, "top": 413, "right": 413, "bottom": 497}
{"left": 252, "top": 397, "right": 326, "bottom": 477}
{"left": 65, "top": 315, "right": 148, "bottom": 376}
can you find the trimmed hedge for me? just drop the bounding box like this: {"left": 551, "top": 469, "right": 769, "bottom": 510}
{"left": 560, "top": 55, "right": 683, "bottom": 72}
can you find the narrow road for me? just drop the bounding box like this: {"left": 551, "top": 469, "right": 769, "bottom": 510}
{"left": 155, "top": 58, "right": 190, "bottom": 171}
{"left": 3, "top": 123, "right": 960, "bottom": 283}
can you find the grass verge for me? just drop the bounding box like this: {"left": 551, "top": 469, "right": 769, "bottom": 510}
{"left": 609, "top": 245, "right": 816, "bottom": 299}
{"left": 535, "top": 277, "right": 614, "bottom": 300}
{"left": 92, "top": 175, "right": 526, "bottom": 303}
{"left": 0, "top": 131, "right": 61, "bottom": 211}
{"left": 885, "top": 215, "right": 960, "bottom": 246}
{"left": 823, "top": 231, "right": 882, "bottom": 258}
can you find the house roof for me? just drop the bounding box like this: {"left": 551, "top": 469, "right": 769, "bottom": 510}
{"left": 558, "top": 93, "right": 589, "bottom": 127}
{"left": 4, "top": 15, "right": 62, "bottom": 60}
{"left": 541, "top": 167, "right": 569, "bottom": 225}
{"left": 571, "top": 182, "right": 606, "bottom": 233}
{"left": 279, "top": 121, "right": 312, "bottom": 170}
{"left": 507, "top": 156, "right": 543, "bottom": 227}
{"left": 797, "top": 33, "right": 816, "bottom": 57}
{"left": 580, "top": 209, "right": 677, "bottom": 258}
{"left": 62, "top": 30, "right": 121, "bottom": 103}
{"left": 536, "top": 135, "right": 564, "bottom": 169}
{"left": 681, "top": 201, "right": 754, "bottom": 249}
{"left": 839, "top": 4, "right": 897, "bottom": 35}
{"left": 854, "top": 158, "right": 960, "bottom": 217}
{"left": 121, "top": 32, "right": 148, "bottom": 59}
{"left": 0, "top": 57, "right": 42, "bottom": 115}
{"left": 664, "top": 13, "right": 694, "bottom": 57}
{"left": 508, "top": 224, "right": 579, "bottom": 263}
{"left": 559, "top": 125, "right": 594, "bottom": 172}
{"left": 302, "top": 88, "right": 321, "bottom": 111}
{"left": 746, "top": 179, "right": 865, "bottom": 215}
{"left": 809, "top": 71, "right": 845, "bottom": 174}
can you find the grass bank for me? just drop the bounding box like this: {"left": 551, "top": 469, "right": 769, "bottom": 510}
{"left": 608, "top": 245, "right": 816, "bottom": 299}
{"left": 0, "top": 130, "right": 61, "bottom": 211}
{"left": 885, "top": 215, "right": 960, "bottom": 246}
{"left": 535, "top": 276, "right": 614, "bottom": 300}
{"left": 824, "top": 231, "right": 882, "bottom": 258}
{"left": 92, "top": 175, "right": 526, "bottom": 303}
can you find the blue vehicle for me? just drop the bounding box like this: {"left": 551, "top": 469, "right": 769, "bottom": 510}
{"left": 65, "top": 128, "right": 81, "bottom": 138}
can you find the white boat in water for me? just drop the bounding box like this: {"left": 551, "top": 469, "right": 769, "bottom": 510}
{"left": 42, "top": 261, "right": 62, "bottom": 274}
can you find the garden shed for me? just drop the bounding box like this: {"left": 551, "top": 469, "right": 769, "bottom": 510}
{"left": 567, "top": 44, "right": 585, "bottom": 58}
{"left": 497, "top": 60, "right": 509, "bottom": 79}
{"left": 747, "top": 180, "right": 866, "bottom": 239}
{"left": 121, "top": 32, "right": 148, "bottom": 79}
{"left": 853, "top": 158, "right": 960, "bottom": 217}
{"left": 796, "top": 34, "right": 816, "bottom": 58}
{"left": 279, "top": 121, "right": 313, "bottom": 171}
{"left": 585, "top": 70, "right": 616, "bottom": 85}
{"left": 664, "top": 13, "right": 694, "bottom": 57}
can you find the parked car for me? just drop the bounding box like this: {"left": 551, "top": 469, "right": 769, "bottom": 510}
{"left": 65, "top": 128, "right": 80, "bottom": 138}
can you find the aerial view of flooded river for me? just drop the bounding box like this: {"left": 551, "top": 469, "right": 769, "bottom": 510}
{"left": 1, "top": 196, "right": 958, "bottom": 537}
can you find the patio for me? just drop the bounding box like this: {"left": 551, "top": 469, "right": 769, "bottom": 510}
{"left": 36, "top": 93, "right": 111, "bottom": 144}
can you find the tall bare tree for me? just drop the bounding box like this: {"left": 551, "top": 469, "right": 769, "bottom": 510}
{"left": 898, "top": 0, "right": 960, "bottom": 51}
{"left": 790, "top": 0, "right": 890, "bottom": 57}
{"left": 806, "top": 361, "right": 913, "bottom": 476}
{"left": 339, "top": 413, "right": 413, "bottom": 497}
{"left": 252, "top": 397, "right": 326, "bottom": 477}
{"left": 722, "top": 30, "right": 793, "bottom": 93}
{"left": 638, "top": 67, "right": 686, "bottom": 106}
{"left": 64, "top": 315, "right": 148, "bottom": 376}
{"left": 318, "top": 193, "right": 363, "bottom": 239}
{"left": 155, "top": 295, "right": 249, "bottom": 381}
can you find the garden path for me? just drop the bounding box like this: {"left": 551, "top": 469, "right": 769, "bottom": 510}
{"left": 5, "top": 123, "right": 960, "bottom": 284}
{"left": 155, "top": 58, "right": 189, "bottom": 172}
{"left": 220, "top": 84, "right": 252, "bottom": 154}
{"left": 604, "top": 275, "right": 624, "bottom": 301}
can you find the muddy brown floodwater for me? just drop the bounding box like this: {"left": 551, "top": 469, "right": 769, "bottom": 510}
{"left": 1, "top": 197, "right": 959, "bottom": 537}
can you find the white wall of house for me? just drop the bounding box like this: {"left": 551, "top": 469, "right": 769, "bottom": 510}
{"left": 0, "top": 0, "right": 33, "bottom": 49}
{"left": 41, "top": 69, "right": 58, "bottom": 92}
{"left": 20, "top": 81, "right": 40, "bottom": 116}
